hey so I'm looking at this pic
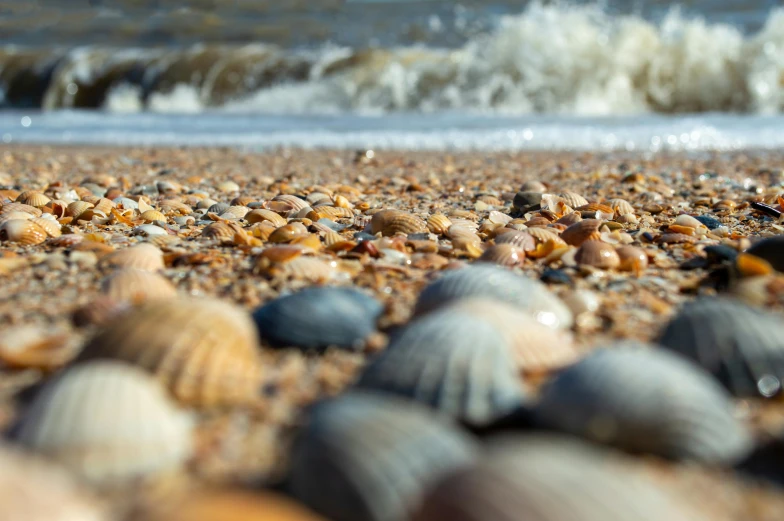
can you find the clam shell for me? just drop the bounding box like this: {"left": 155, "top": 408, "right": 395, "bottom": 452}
{"left": 101, "top": 243, "right": 165, "bottom": 272}
{"left": 535, "top": 346, "right": 752, "bottom": 463}
{"left": 220, "top": 205, "right": 250, "bottom": 220}
{"left": 558, "top": 191, "right": 589, "bottom": 208}
{"left": 267, "top": 256, "right": 336, "bottom": 282}
{"left": 272, "top": 194, "right": 310, "bottom": 212}
{"left": 494, "top": 230, "right": 536, "bottom": 251}
{"left": 159, "top": 199, "right": 192, "bottom": 215}
{"left": 746, "top": 235, "right": 784, "bottom": 272}
{"left": 575, "top": 240, "right": 620, "bottom": 269}
{"left": 288, "top": 392, "right": 478, "bottom": 521}
{"left": 0, "top": 325, "right": 80, "bottom": 371}
{"left": 382, "top": 213, "right": 427, "bottom": 237}
{"left": 30, "top": 217, "right": 62, "bottom": 238}
{"left": 92, "top": 198, "right": 115, "bottom": 214}
{"left": 0, "top": 210, "right": 32, "bottom": 225}
{"left": 15, "top": 361, "right": 193, "bottom": 484}
{"left": 606, "top": 198, "right": 635, "bottom": 215}
{"left": 560, "top": 219, "right": 602, "bottom": 246}
{"left": 246, "top": 208, "right": 287, "bottom": 227}
{"left": 658, "top": 298, "right": 784, "bottom": 397}
{"left": 370, "top": 209, "right": 403, "bottom": 234}
{"left": 269, "top": 223, "right": 309, "bottom": 243}
{"left": 520, "top": 180, "right": 547, "bottom": 192}
{"left": 66, "top": 201, "right": 94, "bottom": 220}
{"left": 0, "top": 219, "right": 47, "bottom": 245}
{"left": 0, "top": 202, "right": 42, "bottom": 217}
{"left": 16, "top": 191, "right": 51, "bottom": 208}
{"left": 414, "top": 265, "right": 573, "bottom": 330}
{"left": 201, "top": 222, "right": 239, "bottom": 242}
{"left": 140, "top": 210, "right": 167, "bottom": 223}
{"left": 307, "top": 206, "right": 354, "bottom": 220}
{"left": 674, "top": 214, "right": 706, "bottom": 229}
{"left": 555, "top": 211, "right": 582, "bottom": 226}
{"left": 101, "top": 268, "right": 177, "bottom": 303}
{"left": 427, "top": 214, "right": 453, "bottom": 235}
{"left": 414, "top": 436, "right": 706, "bottom": 521}
{"left": 207, "top": 202, "right": 230, "bottom": 215}
{"left": 525, "top": 227, "right": 566, "bottom": 246}
{"left": 79, "top": 298, "right": 263, "bottom": 407}
{"left": 478, "top": 244, "right": 524, "bottom": 267}
{"left": 356, "top": 310, "right": 525, "bottom": 424}
{"left": 616, "top": 245, "right": 648, "bottom": 272}
{"left": 252, "top": 287, "right": 382, "bottom": 351}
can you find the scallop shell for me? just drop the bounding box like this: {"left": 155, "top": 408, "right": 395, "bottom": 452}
{"left": 525, "top": 227, "right": 566, "bottom": 246}
{"left": 220, "top": 205, "right": 250, "bottom": 220}
{"left": 414, "top": 265, "right": 573, "bottom": 330}
{"left": 414, "top": 436, "right": 706, "bottom": 521}
{"left": 560, "top": 219, "right": 603, "bottom": 246}
{"left": 478, "top": 244, "right": 524, "bottom": 267}
{"left": 0, "top": 445, "right": 106, "bottom": 521}
{"left": 252, "top": 287, "right": 382, "bottom": 351}
{"left": 101, "top": 243, "right": 165, "bottom": 272}
{"left": 0, "top": 219, "right": 47, "bottom": 245}
{"left": 79, "top": 299, "right": 264, "bottom": 407}
{"left": 746, "top": 235, "right": 784, "bottom": 272}
{"left": 140, "top": 210, "right": 167, "bottom": 223}
{"left": 356, "top": 310, "right": 525, "bottom": 424}
{"left": 92, "top": 198, "right": 115, "bottom": 214}
{"left": 267, "top": 256, "right": 336, "bottom": 282}
{"left": 382, "top": 213, "right": 427, "bottom": 237}
{"left": 555, "top": 211, "right": 582, "bottom": 226}
{"left": 0, "top": 202, "right": 42, "bottom": 217}
{"left": 30, "top": 217, "right": 62, "bottom": 238}
{"left": 658, "top": 298, "right": 784, "bottom": 397}
{"left": 207, "top": 202, "right": 230, "bottom": 215}
{"left": 230, "top": 196, "right": 257, "bottom": 206}
{"left": 269, "top": 223, "right": 309, "bottom": 243}
{"left": 15, "top": 361, "right": 193, "bottom": 485}
{"left": 159, "top": 199, "right": 192, "bottom": 215}
{"left": 369, "top": 209, "right": 403, "bottom": 234}
{"left": 101, "top": 268, "right": 177, "bottom": 303}
{"left": 246, "top": 209, "right": 287, "bottom": 227}
{"left": 307, "top": 206, "right": 354, "bottom": 220}
{"left": 535, "top": 346, "right": 752, "bottom": 463}
{"left": 66, "top": 201, "right": 94, "bottom": 220}
{"left": 288, "top": 392, "right": 478, "bottom": 521}
{"left": 558, "top": 191, "right": 589, "bottom": 208}
{"left": 0, "top": 210, "right": 33, "bottom": 225}
{"left": 201, "top": 222, "right": 239, "bottom": 242}
{"left": 272, "top": 194, "right": 310, "bottom": 212}
{"left": 16, "top": 191, "right": 51, "bottom": 208}
{"left": 427, "top": 214, "right": 453, "bottom": 235}
{"left": 446, "top": 224, "right": 482, "bottom": 248}
{"left": 605, "top": 198, "right": 635, "bottom": 216}
{"left": 575, "top": 240, "right": 620, "bottom": 269}
{"left": 494, "top": 230, "right": 536, "bottom": 251}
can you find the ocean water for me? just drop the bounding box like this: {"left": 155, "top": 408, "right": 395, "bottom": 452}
{"left": 1, "top": 0, "right": 784, "bottom": 151}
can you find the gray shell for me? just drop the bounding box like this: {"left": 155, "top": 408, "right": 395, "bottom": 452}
{"left": 252, "top": 286, "right": 383, "bottom": 351}
{"left": 658, "top": 298, "right": 784, "bottom": 397}
{"left": 206, "top": 202, "right": 230, "bottom": 215}
{"left": 746, "top": 235, "right": 784, "bottom": 272}
{"left": 356, "top": 310, "right": 525, "bottom": 424}
{"left": 534, "top": 345, "right": 752, "bottom": 463}
{"left": 414, "top": 435, "right": 706, "bottom": 521}
{"left": 288, "top": 392, "right": 478, "bottom": 521}
{"left": 414, "top": 265, "right": 573, "bottom": 329}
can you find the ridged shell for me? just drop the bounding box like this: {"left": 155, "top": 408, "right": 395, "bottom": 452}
{"left": 446, "top": 224, "right": 481, "bottom": 247}
{"left": 0, "top": 219, "right": 48, "bottom": 245}
{"left": 576, "top": 202, "right": 614, "bottom": 215}
{"left": 16, "top": 191, "right": 51, "bottom": 208}
{"left": 272, "top": 194, "right": 310, "bottom": 212}
{"left": 575, "top": 240, "right": 620, "bottom": 269}
{"left": 356, "top": 310, "right": 525, "bottom": 424}
{"left": 478, "top": 244, "right": 524, "bottom": 267}
{"left": 558, "top": 191, "right": 589, "bottom": 208}
{"left": 382, "top": 213, "right": 427, "bottom": 237}
{"left": 207, "top": 202, "right": 230, "bottom": 215}
{"left": 15, "top": 361, "right": 193, "bottom": 485}
{"left": 0, "top": 445, "right": 106, "bottom": 521}
{"left": 246, "top": 209, "right": 287, "bottom": 227}
{"left": 606, "top": 198, "right": 635, "bottom": 216}
{"left": 535, "top": 346, "right": 752, "bottom": 463}
{"left": 414, "top": 436, "right": 706, "bottom": 521}
{"left": 415, "top": 265, "right": 573, "bottom": 330}
{"left": 92, "top": 198, "right": 114, "bottom": 214}
{"left": 307, "top": 206, "right": 354, "bottom": 220}
{"left": 0, "top": 210, "right": 32, "bottom": 225}
{"left": 493, "top": 230, "right": 535, "bottom": 252}
{"left": 560, "top": 219, "right": 603, "bottom": 246}
{"left": 253, "top": 287, "right": 382, "bottom": 351}
{"left": 288, "top": 392, "right": 478, "bottom": 521}
{"left": 66, "top": 201, "right": 94, "bottom": 220}
{"left": 159, "top": 199, "right": 192, "bottom": 215}
{"left": 101, "top": 243, "right": 165, "bottom": 272}
{"left": 101, "top": 269, "right": 177, "bottom": 303}
{"left": 746, "top": 235, "right": 784, "bottom": 272}
{"left": 555, "top": 211, "right": 582, "bottom": 226}
{"left": 427, "top": 214, "right": 453, "bottom": 235}
{"left": 79, "top": 298, "right": 263, "bottom": 407}
{"left": 140, "top": 210, "right": 167, "bottom": 223}
{"left": 658, "top": 298, "right": 784, "bottom": 397}
{"left": 30, "top": 217, "right": 62, "bottom": 238}
{"left": 220, "top": 205, "right": 250, "bottom": 220}
{"left": 201, "top": 222, "right": 238, "bottom": 242}
{"left": 269, "top": 256, "right": 336, "bottom": 282}
{"left": 370, "top": 209, "right": 403, "bottom": 234}
{"left": 0, "top": 202, "right": 42, "bottom": 217}
{"left": 445, "top": 299, "right": 577, "bottom": 373}
{"left": 525, "top": 227, "right": 566, "bottom": 246}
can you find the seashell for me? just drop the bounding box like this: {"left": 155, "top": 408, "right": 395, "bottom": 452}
{"left": 657, "top": 232, "right": 698, "bottom": 244}
{"left": 616, "top": 245, "right": 648, "bottom": 272}
{"left": 616, "top": 213, "right": 639, "bottom": 224}
{"left": 560, "top": 219, "right": 602, "bottom": 246}
{"left": 101, "top": 268, "right": 177, "bottom": 303}
{"left": 575, "top": 240, "right": 620, "bottom": 269}
{"left": 100, "top": 243, "right": 165, "bottom": 272}
{"left": 159, "top": 199, "right": 192, "bottom": 215}
{"left": 0, "top": 445, "right": 106, "bottom": 521}
{"left": 494, "top": 230, "right": 536, "bottom": 251}
{"left": 197, "top": 198, "right": 218, "bottom": 210}
{"left": 288, "top": 392, "right": 478, "bottom": 521}
{"left": 658, "top": 298, "right": 784, "bottom": 397}
{"left": 735, "top": 252, "right": 773, "bottom": 277}
{"left": 0, "top": 202, "right": 42, "bottom": 217}
{"left": 16, "top": 191, "right": 51, "bottom": 208}
{"left": 306, "top": 192, "right": 332, "bottom": 205}
{"left": 478, "top": 244, "right": 524, "bottom": 267}
{"left": 381, "top": 213, "right": 427, "bottom": 237}
{"left": 140, "top": 210, "right": 167, "bottom": 223}
{"left": 230, "top": 196, "right": 257, "bottom": 207}
{"left": 256, "top": 245, "right": 306, "bottom": 267}
{"left": 746, "top": 235, "right": 784, "bottom": 272}
{"left": 66, "top": 201, "right": 94, "bottom": 220}
{"left": 91, "top": 198, "right": 114, "bottom": 214}
{"left": 246, "top": 209, "right": 287, "bottom": 227}
{"left": 0, "top": 210, "right": 33, "bottom": 225}
{"left": 72, "top": 296, "right": 131, "bottom": 328}
{"left": 356, "top": 310, "right": 525, "bottom": 424}
{"left": 48, "top": 233, "right": 83, "bottom": 247}
{"left": 220, "top": 205, "right": 250, "bottom": 220}
{"left": 0, "top": 219, "right": 48, "bottom": 245}
{"left": 15, "top": 361, "right": 193, "bottom": 484}
{"left": 414, "top": 265, "right": 573, "bottom": 330}
{"left": 307, "top": 206, "right": 354, "bottom": 221}
{"left": 267, "top": 256, "right": 336, "bottom": 282}
{"left": 131, "top": 224, "right": 168, "bottom": 237}
{"left": 524, "top": 216, "right": 551, "bottom": 227}
{"left": 273, "top": 194, "right": 310, "bottom": 212}
{"left": 445, "top": 299, "right": 577, "bottom": 374}
{"left": 269, "top": 222, "right": 309, "bottom": 243}
{"left": 253, "top": 287, "right": 382, "bottom": 351}
{"left": 207, "top": 202, "right": 230, "bottom": 215}
{"left": 558, "top": 191, "right": 589, "bottom": 208}
{"left": 606, "top": 198, "right": 635, "bottom": 215}
{"left": 555, "top": 211, "right": 582, "bottom": 226}
{"left": 674, "top": 214, "right": 705, "bottom": 230}
{"left": 216, "top": 181, "right": 240, "bottom": 193}
{"left": 201, "top": 222, "right": 238, "bottom": 242}
{"left": 248, "top": 221, "right": 277, "bottom": 241}
{"left": 535, "top": 346, "right": 752, "bottom": 463}
{"left": 79, "top": 299, "right": 264, "bottom": 407}
{"left": 370, "top": 209, "right": 404, "bottom": 234}
{"left": 487, "top": 210, "right": 512, "bottom": 225}
{"left": 323, "top": 230, "right": 348, "bottom": 248}
{"left": 134, "top": 490, "right": 327, "bottom": 521}
{"left": 525, "top": 226, "right": 566, "bottom": 246}
{"left": 173, "top": 216, "right": 195, "bottom": 226}
{"left": 30, "top": 217, "right": 62, "bottom": 238}
{"left": 576, "top": 202, "right": 613, "bottom": 215}
{"left": 512, "top": 191, "right": 542, "bottom": 212}
{"left": 520, "top": 180, "right": 547, "bottom": 192}
{"left": 0, "top": 325, "right": 80, "bottom": 371}
{"left": 414, "top": 436, "right": 707, "bottom": 521}
{"left": 446, "top": 224, "right": 482, "bottom": 246}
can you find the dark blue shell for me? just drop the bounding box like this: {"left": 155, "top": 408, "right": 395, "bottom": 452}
{"left": 252, "top": 286, "right": 383, "bottom": 351}
{"left": 746, "top": 235, "right": 784, "bottom": 272}
{"left": 695, "top": 215, "right": 722, "bottom": 230}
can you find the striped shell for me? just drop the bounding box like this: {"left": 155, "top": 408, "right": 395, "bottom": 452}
{"left": 201, "top": 222, "right": 239, "bottom": 242}
{"left": 535, "top": 345, "right": 752, "bottom": 463}
{"left": 30, "top": 217, "right": 62, "bottom": 238}
{"left": 0, "top": 202, "right": 42, "bottom": 217}
{"left": 606, "top": 198, "right": 635, "bottom": 216}
{"left": 494, "top": 230, "right": 536, "bottom": 251}
{"left": 101, "top": 269, "right": 177, "bottom": 303}
{"left": 414, "top": 265, "right": 573, "bottom": 330}
{"left": 0, "top": 445, "right": 106, "bottom": 521}
{"left": 658, "top": 298, "right": 784, "bottom": 397}
{"left": 16, "top": 191, "right": 51, "bottom": 208}
{"left": 558, "top": 191, "right": 589, "bottom": 208}
{"left": 446, "top": 225, "right": 482, "bottom": 248}
{"left": 356, "top": 310, "right": 525, "bottom": 424}
{"left": 220, "top": 205, "right": 250, "bottom": 220}
{"left": 575, "top": 240, "right": 620, "bottom": 269}
{"left": 382, "top": 213, "right": 427, "bottom": 237}
{"left": 370, "top": 209, "right": 403, "bottom": 234}
{"left": 67, "top": 201, "right": 94, "bottom": 220}
{"left": 101, "top": 243, "right": 165, "bottom": 272}
{"left": 140, "top": 210, "right": 167, "bottom": 223}
{"left": 252, "top": 287, "right": 382, "bottom": 351}
{"left": 560, "top": 219, "right": 603, "bottom": 246}
{"left": 307, "top": 206, "right": 354, "bottom": 220}
{"left": 246, "top": 209, "right": 287, "bottom": 227}
{"left": 478, "top": 244, "right": 524, "bottom": 267}
{"left": 0, "top": 211, "right": 32, "bottom": 225}
{"left": 414, "top": 436, "right": 706, "bottom": 521}
{"left": 555, "top": 212, "right": 582, "bottom": 226}
{"left": 79, "top": 298, "right": 264, "bottom": 407}
{"left": 15, "top": 361, "right": 193, "bottom": 485}
{"left": 159, "top": 199, "right": 192, "bottom": 215}
{"left": 92, "top": 198, "right": 114, "bottom": 214}
{"left": 272, "top": 194, "right": 310, "bottom": 212}
{"left": 0, "top": 219, "right": 47, "bottom": 245}
{"left": 0, "top": 325, "right": 80, "bottom": 371}
{"left": 525, "top": 227, "right": 566, "bottom": 246}
{"left": 427, "top": 214, "right": 452, "bottom": 235}
{"left": 288, "top": 392, "right": 478, "bottom": 521}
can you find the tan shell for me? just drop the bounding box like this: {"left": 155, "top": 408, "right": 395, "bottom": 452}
{"left": 1, "top": 202, "right": 43, "bottom": 217}
{"left": 220, "top": 205, "right": 250, "bottom": 220}
{"left": 0, "top": 325, "right": 80, "bottom": 371}
{"left": 201, "top": 222, "right": 237, "bottom": 242}
{"left": 101, "top": 243, "right": 165, "bottom": 272}
{"left": 520, "top": 180, "right": 547, "bottom": 192}
{"left": 102, "top": 269, "right": 178, "bottom": 303}
{"left": 674, "top": 214, "right": 706, "bottom": 229}
{"left": 606, "top": 198, "right": 635, "bottom": 215}
{"left": 269, "top": 223, "right": 309, "bottom": 243}
{"left": 48, "top": 234, "right": 83, "bottom": 247}
{"left": 525, "top": 227, "right": 566, "bottom": 246}
{"left": 30, "top": 217, "right": 62, "bottom": 238}
{"left": 555, "top": 212, "right": 582, "bottom": 226}
{"left": 80, "top": 299, "right": 264, "bottom": 407}
{"left": 427, "top": 214, "right": 453, "bottom": 235}
{"left": 15, "top": 361, "right": 193, "bottom": 485}
{"left": 66, "top": 201, "right": 94, "bottom": 220}
{"left": 370, "top": 209, "right": 404, "bottom": 235}
{"left": 92, "top": 198, "right": 115, "bottom": 214}
{"left": 246, "top": 209, "right": 287, "bottom": 227}
{"left": 323, "top": 231, "right": 348, "bottom": 248}
{"left": 248, "top": 221, "right": 277, "bottom": 241}
{"left": 231, "top": 196, "right": 257, "bottom": 206}
{"left": 525, "top": 216, "right": 551, "bottom": 228}
{"left": 495, "top": 230, "right": 536, "bottom": 251}
{"left": 560, "top": 219, "right": 603, "bottom": 246}
{"left": 266, "top": 256, "right": 336, "bottom": 282}
{"left": 657, "top": 233, "right": 698, "bottom": 244}
{"left": 575, "top": 240, "right": 620, "bottom": 269}
{"left": 0, "top": 220, "right": 48, "bottom": 245}
{"left": 478, "top": 244, "right": 525, "bottom": 267}
{"left": 447, "top": 225, "right": 482, "bottom": 249}
{"left": 307, "top": 206, "right": 354, "bottom": 221}
{"left": 0, "top": 211, "right": 33, "bottom": 225}
{"left": 140, "top": 210, "right": 167, "bottom": 223}
{"left": 16, "top": 191, "right": 51, "bottom": 208}
{"left": 159, "top": 199, "right": 192, "bottom": 215}
{"left": 272, "top": 194, "right": 310, "bottom": 212}
{"left": 616, "top": 213, "right": 639, "bottom": 224}
{"left": 616, "top": 246, "right": 649, "bottom": 272}
{"left": 558, "top": 191, "right": 589, "bottom": 208}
